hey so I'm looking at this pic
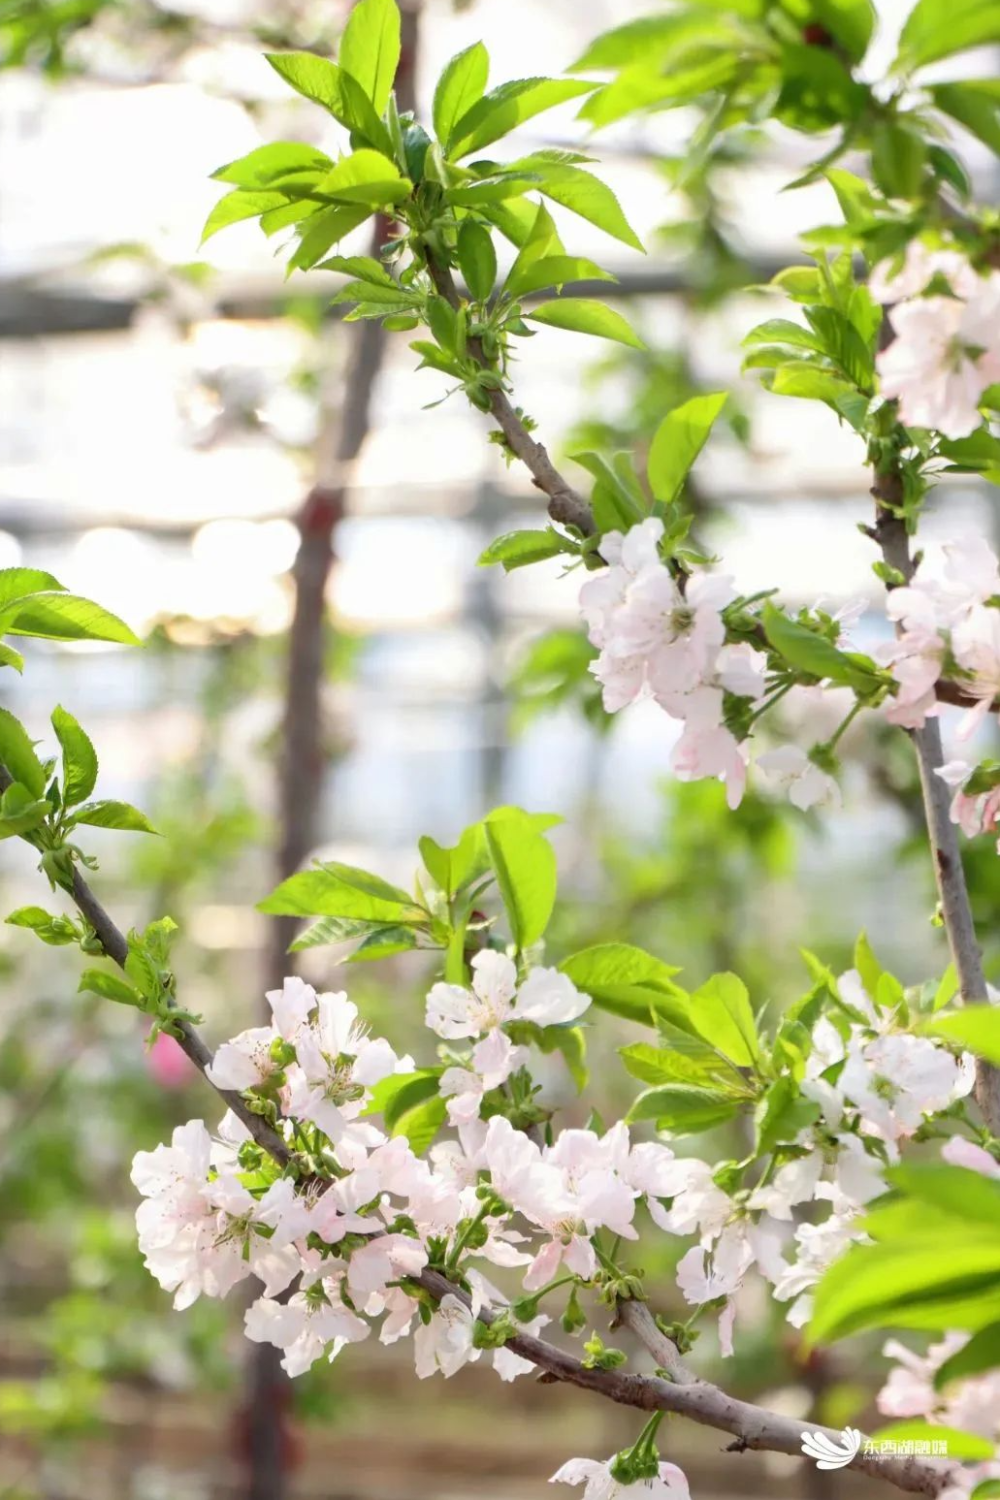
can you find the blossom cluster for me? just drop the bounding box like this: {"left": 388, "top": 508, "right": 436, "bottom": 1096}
{"left": 578, "top": 519, "right": 840, "bottom": 811}
{"left": 872, "top": 242, "right": 1000, "bottom": 439}
{"left": 878, "top": 535, "right": 1000, "bottom": 740}
{"left": 133, "top": 960, "right": 975, "bottom": 1394}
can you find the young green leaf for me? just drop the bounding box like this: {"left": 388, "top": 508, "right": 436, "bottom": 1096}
{"left": 559, "top": 943, "right": 687, "bottom": 1028}
{"left": 433, "top": 41, "right": 490, "bottom": 149}
{"left": 484, "top": 806, "right": 557, "bottom": 950}
{"left": 71, "top": 800, "right": 158, "bottom": 833}
{"left": 525, "top": 299, "right": 644, "bottom": 350}
{"left": 647, "top": 392, "right": 727, "bottom": 505}
{"left": 6, "top": 906, "right": 79, "bottom": 945}
{"left": 259, "top": 865, "right": 426, "bottom": 924}
{"left": 212, "top": 143, "right": 334, "bottom": 189}
{"left": 895, "top": 0, "right": 1000, "bottom": 72}
{"left": 201, "top": 188, "right": 297, "bottom": 245}
{"left": 0, "top": 567, "right": 66, "bottom": 608}
{"left": 339, "top": 0, "right": 401, "bottom": 116}
{"left": 689, "top": 972, "right": 759, "bottom": 1065}
{"left": 477, "top": 529, "right": 579, "bottom": 572}
{"left": 447, "top": 77, "right": 596, "bottom": 159}
{"left": 625, "top": 1083, "right": 741, "bottom": 1133}
{"left": 456, "top": 219, "right": 497, "bottom": 302}
{"left": 509, "top": 158, "right": 644, "bottom": 252}
{"left": 289, "top": 205, "right": 373, "bottom": 272}
{"left": 51, "top": 705, "right": 98, "bottom": 807}
{"left": 0, "top": 593, "right": 139, "bottom": 646}
{"left": 505, "top": 253, "right": 615, "bottom": 300}
{"left": 0, "top": 708, "right": 46, "bottom": 798}
{"left": 79, "top": 968, "right": 146, "bottom": 1009}
{"left": 266, "top": 52, "right": 347, "bottom": 111}
{"left": 926, "top": 1005, "right": 1000, "bottom": 1066}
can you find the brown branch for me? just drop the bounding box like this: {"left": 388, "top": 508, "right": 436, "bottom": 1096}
{"left": 412, "top": 1272, "right": 955, "bottom": 1496}
{"left": 65, "top": 861, "right": 291, "bottom": 1165}
{"left": 424, "top": 259, "right": 596, "bottom": 537}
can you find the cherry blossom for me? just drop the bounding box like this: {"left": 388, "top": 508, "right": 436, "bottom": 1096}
{"left": 877, "top": 272, "right": 1000, "bottom": 438}
{"left": 245, "top": 1271, "right": 370, "bottom": 1377}
{"left": 426, "top": 950, "right": 590, "bottom": 1042}
{"left": 756, "top": 745, "right": 841, "bottom": 810}
{"left": 551, "top": 1457, "right": 690, "bottom": 1500}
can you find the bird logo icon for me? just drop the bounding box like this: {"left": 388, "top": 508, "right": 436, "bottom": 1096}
{"left": 800, "top": 1427, "right": 862, "bottom": 1470}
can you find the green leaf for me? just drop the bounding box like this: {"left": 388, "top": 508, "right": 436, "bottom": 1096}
{"left": 289, "top": 914, "right": 383, "bottom": 951}
{"left": 78, "top": 968, "right": 145, "bottom": 1009}
{"left": 316, "top": 253, "right": 398, "bottom": 286}
{"left": 340, "top": 0, "right": 400, "bottom": 115}
{"left": 755, "top": 1075, "right": 820, "bottom": 1154}
{"left": 810, "top": 1236, "right": 1000, "bottom": 1343}
{"left": 803, "top": 305, "right": 874, "bottom": 390}
{"left": 810, "top": 0, "right": 875, "bottom": 62}
{"left": 51, "top": 705, "right": 97, "bottom": 807}
{"left": 212, "top": 143, "right": 333, "bottom": 189}
{"left": 0, "top": 568, "right": 66, "bottom": 608}
{"left": 0, "top": 708, "right": 45, "bottom": 798}
{"left": 868, "top": 1424, "right": 995, "bottom": 1462}
{"left": 744, "top": 318, "right": 822, "bottom": 353}
{"left": 477, "top": 529, "right": 579, "bottom": 572}
{"left": 289, "top": 204, "right": 373, "bottom": 272}
{"left": 0, "top": 643, "right": 24, "bottom": 673}
{"left": 926, "top": 1005, "right": 1000, "bottom": 1065}
{"left": 448, "top": 78, "right": 596, "bottom": 159}
{"left": 647, "top": 393, "right": 727, "bottom": 505}
{"left": 872, "top": 119, "right": 927, "bottom": 200}
{"left": 626, "top": 1083, "right": 741, "bottom": 1133}
{"left": 316, "top": 149, "right": 410, "bottom": 206}
{"left": 888, "top": 1162, "right": 1000, "bottom": 1229}
{"left": 690, "top": 972, "right": 759, "bottom": 1066}
{"left": 619, "top": 1039, "right": 744, "bottom": 1091}
{"left": 456, "top": 219, "right": 497, "bottom": 302}
{"left": 434, "top": 42, "right": 490, "bottom": 149}
{"left": 0, "top": 785, "right": 51, "bottom": 838}
{"left": 259, "top": 864, "right": 426, "bottom": 924}
{"left": 418, "top": 824, "right": 489, "bottom": 898}
{"left": 201, "top": 188, "right": 296, "bottom": 244}
{"left": 526, "top": 299, "right": 643, "bottom": 350}
{"left": 935, "top": 1321, "right": 1000, "bottom": 1388}
{"left": 345, "top": 925, "right": 420, "bottom": 962}
{"left": 559, "top": 943, "right": 687, "bottom": 1029}
{"left": 484, "top": 806, "right": 557, "bottom": 950}
{"left": 896, "top": 0, "right": 1000, "bottom": 72}
{"left": 0, "top": 593, "right": 138, "bottom": 645}
{"left": 931, "top": 81, "right": 1000, "bottom": 157}
{"left": 70, "top": 800, "right": 158, "bottom": 833}
{"left": 6, "top": 906, "right": 79, "bottom": 945}
{"left": 504, "top": 253, "right": 615, "bottom": 300}
{"left": 509, "top": 159, "right": 644, "bottom": 253}
{"left": 762, "top": 602, "right": 881, "bottom": 691}
{"left": 266, "top": 51, "right": 346, "bottom": 111}
{"left": 366, "top": 1068, "right": 442, "bottom": 1128}
{"left": 395, "top": 1094, "right": 446, "bottom": 1154}
{"left": 853, "top": 930, "right": 883, "bottom": 998}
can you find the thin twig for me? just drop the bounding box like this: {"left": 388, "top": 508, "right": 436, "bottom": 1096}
{"left": 424, "top": 259, "right": 596, "bottom": 537}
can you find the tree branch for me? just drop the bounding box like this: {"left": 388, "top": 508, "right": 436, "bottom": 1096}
{"left": 424, "top": 259, "right": 596, "bottom": 537}
{"left": 66, "top": 863, "right": 292, "bottom": 1165}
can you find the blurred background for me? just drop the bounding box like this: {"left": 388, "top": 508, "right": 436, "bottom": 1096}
{"left": 1, "top": 1, "right": 999, "bottom": 1497}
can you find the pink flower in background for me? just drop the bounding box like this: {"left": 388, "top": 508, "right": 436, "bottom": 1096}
{"left": 877, "top": 273, "right": 1000, "bottom": 438}
{"left": 147, "top": 1033, "right": 196, "bottom": 1090}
